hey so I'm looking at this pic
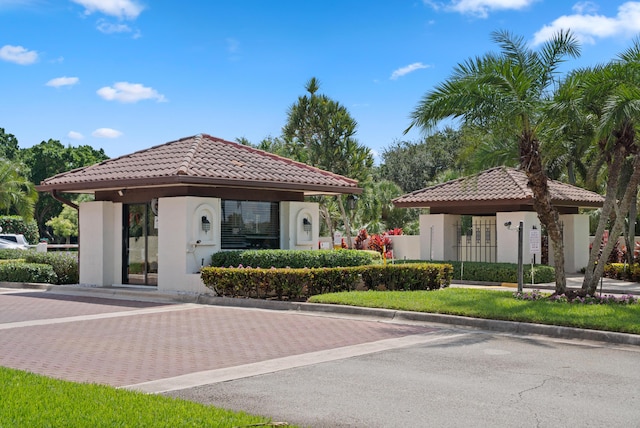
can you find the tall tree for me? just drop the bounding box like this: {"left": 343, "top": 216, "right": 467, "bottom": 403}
{"left": 574, "top": 41, "right": 640, "bottom": 294}
{"left": 406, "top": 30, "right": 580, "bottom": 294}
{"left": 0, "top": 128, "right": 20, "bottom": 161}
{"left": 380, "top": 127, "right": 466, "bottom": 193}
{"left": 22, "top": 139, "right": 108, "bottom": 238}
{"left": 283, "top": 77, "right": 373, "bottom": 246}
{"left": 0, "top": 159, "right": 37, "bottom": 219}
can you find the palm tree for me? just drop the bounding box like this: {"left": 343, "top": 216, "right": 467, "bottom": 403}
{"left": 0, "top": 159, "right": 37, "bottom": 220}
{"left": 575, "top": 41, "right": 640, "bottom": 294}
{"left": 406, "top": 30, "right": 580, "bottom": 294}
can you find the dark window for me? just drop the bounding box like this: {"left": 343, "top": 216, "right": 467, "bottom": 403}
{"left": 221, "top": 200, "right": 280, "bottom": 249}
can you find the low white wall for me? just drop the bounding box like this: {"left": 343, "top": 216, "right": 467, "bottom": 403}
{"left": 389, "top": 235, "right": 420, "bottom": 260}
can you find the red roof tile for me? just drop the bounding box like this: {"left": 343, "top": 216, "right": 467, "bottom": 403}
{"left": 36, "top": 134, "right": 361, "bottom": 195}
{"left": 393, "top": 167, "right": 604, "bottom": 209}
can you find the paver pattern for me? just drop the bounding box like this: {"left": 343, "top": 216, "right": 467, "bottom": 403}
{"left": 0, "top": 290, "right": 435, "bottom": 387}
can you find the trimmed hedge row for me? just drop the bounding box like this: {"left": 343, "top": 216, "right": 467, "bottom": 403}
{"left": 0, "top": 262, "right": 57, "bottom": 284}
{"left": 397, "top": 260, "right": 555, "bottom": 284}
{"left": 604, "top": 263, "right": 640, "bottom": 282}
{"left": 201, "top": 263, "right": 453, "bottom": 300}
{"left": 23, "top": 252, "right": 79, "bottom": 285}
{"left": 0, "top": 249, "right": 29, "bottom": 260}
{"left": 211, "top": 249, "right": 378, "bottom": 269}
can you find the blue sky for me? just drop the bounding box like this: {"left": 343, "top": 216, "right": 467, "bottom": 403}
{"left": 1, "top": 1, "right": 639, "bottom": 161}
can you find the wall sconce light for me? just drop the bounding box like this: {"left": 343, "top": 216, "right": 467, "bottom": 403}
{"left": 303, "top": 217, "right": 312, "bottom": 232}
{"left": 347, "top": 194, "right": 358, "bottom": 210}
{"left": 201, "top": 215, "right": 211, "bottom": 232}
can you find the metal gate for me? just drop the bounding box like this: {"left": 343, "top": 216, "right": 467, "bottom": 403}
{"left": 453, "top": 217, "right": 497, "bottom": 262}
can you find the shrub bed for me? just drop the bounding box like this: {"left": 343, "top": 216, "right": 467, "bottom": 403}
{"left": 0, "top": 249, "right": 29, "bottom": 260}
{"left": 604, "top": 263, "right": 640, "bottom": 282}
{"left": 23, "top": 252, "right": 78, "bottom": 284}
{"left": 211, "top": 249, "right": 377, "bottom": 269}
{"left": 396, "top": 260, "right": 555, "bottom": 284}
{"left": 201, "top": 263, "right": 452, "bottom": 300}
{"left": 0, "top": 262, "right": 57, "bottom": 284}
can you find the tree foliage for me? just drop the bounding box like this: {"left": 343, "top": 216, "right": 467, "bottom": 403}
{"left": 283, "top": 77, "right": 374, "bottom": 245}
{"left": 406, "top": 29, "right": 580, "bottom": 294}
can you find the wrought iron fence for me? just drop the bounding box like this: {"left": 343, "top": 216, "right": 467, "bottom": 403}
{"left": 454, "top": 218, "right": 497, "bottom": 263}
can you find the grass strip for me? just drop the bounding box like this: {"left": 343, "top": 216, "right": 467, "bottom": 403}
{"left": 308, "top": 288, "right": 640, "bottom": 335}
{"left": 0, "top": 367, "right": 288, "bottom": 427}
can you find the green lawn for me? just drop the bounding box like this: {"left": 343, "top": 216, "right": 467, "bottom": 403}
{"left": 308, "top": 288, "right": 640, "bottom": 335}
{"left": 0, "top": 367, "right": 291, "bottom": 427}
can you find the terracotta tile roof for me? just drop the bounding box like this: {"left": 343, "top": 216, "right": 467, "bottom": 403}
{"left": 393, "top": 167, "right": 604, "bottom": 209}
{"left": 36, "top": 134, "right": 361, "bottom": 195}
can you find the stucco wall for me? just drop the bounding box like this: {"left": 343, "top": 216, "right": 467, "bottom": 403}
{"left": 280, "top": 201, "right": 320, "bottom": 250}
{"left": 157, "top": 196, "right": 220, "bottom": 293}
{"left": 79, "top": 201, "right": 121, "bottom": 286}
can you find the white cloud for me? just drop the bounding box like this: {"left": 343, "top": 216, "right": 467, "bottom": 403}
{"left": 46, "top": 76, "right": 79, "bottom": 88}
{"left": 572, "top": 1, "right": 598, "bottom": 14}
{"left": 97, "top": 82, "right": 167, "bottom": 103}
{"left": 0, "top": 44, "right": 38, "bottom": 65}
{"left": 68, "top": 131, "right": 84, "bottom": 140}
{"left": 424, "top": 0, "right": 538, "bottom": 18}
{"left": 532, "top": 1, "right": 640, "bottom": 45}
{"left": 390, "top": 62, "right": 431, "bottom": 80}
{"left": 97, "top": 19, "right": 132, "bottom": 34}
{"left": 92, "top": 128, "right": 122, "bottom": 138}
{"left": 71, "top": 0, "right": 144, "bottom": 19}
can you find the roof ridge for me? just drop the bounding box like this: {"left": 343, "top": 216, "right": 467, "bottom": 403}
{"left": 502, "top": 166, "right": 531, "bottom": 196}
{"left": 200, "top": 134, "right": 359, "bottom": 185}
{"left": 177, "top": 134, "right": 203, "bottom": 175}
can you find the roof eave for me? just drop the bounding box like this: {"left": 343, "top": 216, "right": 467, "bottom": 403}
{"left": 36, "top": 175, "right": 362, "bottom": 196}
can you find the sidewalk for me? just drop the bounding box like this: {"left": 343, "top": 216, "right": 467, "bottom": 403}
{"left": 453, "top": 273, "right": 640, "bottom": 296}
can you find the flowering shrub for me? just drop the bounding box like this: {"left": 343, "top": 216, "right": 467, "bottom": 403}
{"left": 387, "top": 228, "right": 403, "bottom": 236}
{"left": 514, "top": 290, "right": 638, "bottom": 305}
{"left": 367, "top": 233, "right": 393, "bottom": 259}
{"left": 354, "top": 229, "right": 368, "bottom": 250}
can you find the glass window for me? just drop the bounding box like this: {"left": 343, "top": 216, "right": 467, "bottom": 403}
{"left": 221, "top": 200, "right": 280, "bottom": 249}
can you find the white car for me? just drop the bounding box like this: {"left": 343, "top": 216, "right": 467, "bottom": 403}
{"left": 0, "top": 237, "right": 28, "bottom": 250}
{"left": 0, "top": 234, "right": 31, "bottom": 250}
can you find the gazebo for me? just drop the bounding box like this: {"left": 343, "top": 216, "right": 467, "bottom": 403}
{"left": 392, "top": 167, "right": 604, "bottom": 272}
{"left": 36, "top": 134, "right": 361, "bottom": 292}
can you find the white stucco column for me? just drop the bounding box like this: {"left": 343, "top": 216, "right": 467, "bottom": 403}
{"left": 280, "top": 201, "right": 320, "bottom": 250}
{"left": 79, "top": 201, "right": 121, "bottom": 286}
{"left": 419, "top": 214, "right": 460, "bottom": 261}
{"left": 496, "top": 212, "right": 541, "bottom": 265}
{"left": 555, "top": 214, "right": 589, "bottom": 273}
{"left": 157, "top": 196, "right": 220, "bottom": 293}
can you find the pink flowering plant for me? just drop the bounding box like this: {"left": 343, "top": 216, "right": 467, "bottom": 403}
{"left": 514, "top": 290, "right": 638, "bottom": 305}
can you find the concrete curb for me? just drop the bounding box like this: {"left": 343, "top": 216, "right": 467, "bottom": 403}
{"left": 6, "top": 283, "right": 640, "bottom": 347}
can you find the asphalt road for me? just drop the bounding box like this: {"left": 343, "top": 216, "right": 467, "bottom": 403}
{"left": 168, "top": 329, "right": 640, "bottom": 428}
{"left": 2, "top": 285, "right": 640, "bottom": 428}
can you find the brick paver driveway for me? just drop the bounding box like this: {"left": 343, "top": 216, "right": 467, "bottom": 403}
{"left": 0, "top": 288, "right": 438, "bottom": 389}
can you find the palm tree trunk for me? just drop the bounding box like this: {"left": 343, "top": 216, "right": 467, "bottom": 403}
{"left": 625, "top": 192, "right": 637, "bottom": 265}
{"left": 582, "top": 146, "right": 624, "bottom": 291}
{"left": 521, "top": 135, "right": 566, "bottom": 294}
{"left": 584, "top": 152, "right": 640, "bottom": 294}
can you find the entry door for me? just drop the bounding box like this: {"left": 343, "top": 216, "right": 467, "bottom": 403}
{"left": 123, "top": 203, "right": 158, "bottom": 285}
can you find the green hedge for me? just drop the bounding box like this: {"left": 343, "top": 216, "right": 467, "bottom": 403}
{"left": 0, "top": 249, "right": 29, "bottom": 260}
{"left": 201, "top": 263, "right": 452, "bottom": 300}
{"left": 604, "top": 263, "right": 640, "bottom": 282}
{"left": 0, "top": 262, "right": 57, "bottom": 284}
{"left": 397, "top": 260, "right": 555, "bottom": 284}
{"left": 211, "top": 249, "right": 377, "bottom": 269}
{"left": 23, "top": 252, "right": 78, "bottom": 285}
